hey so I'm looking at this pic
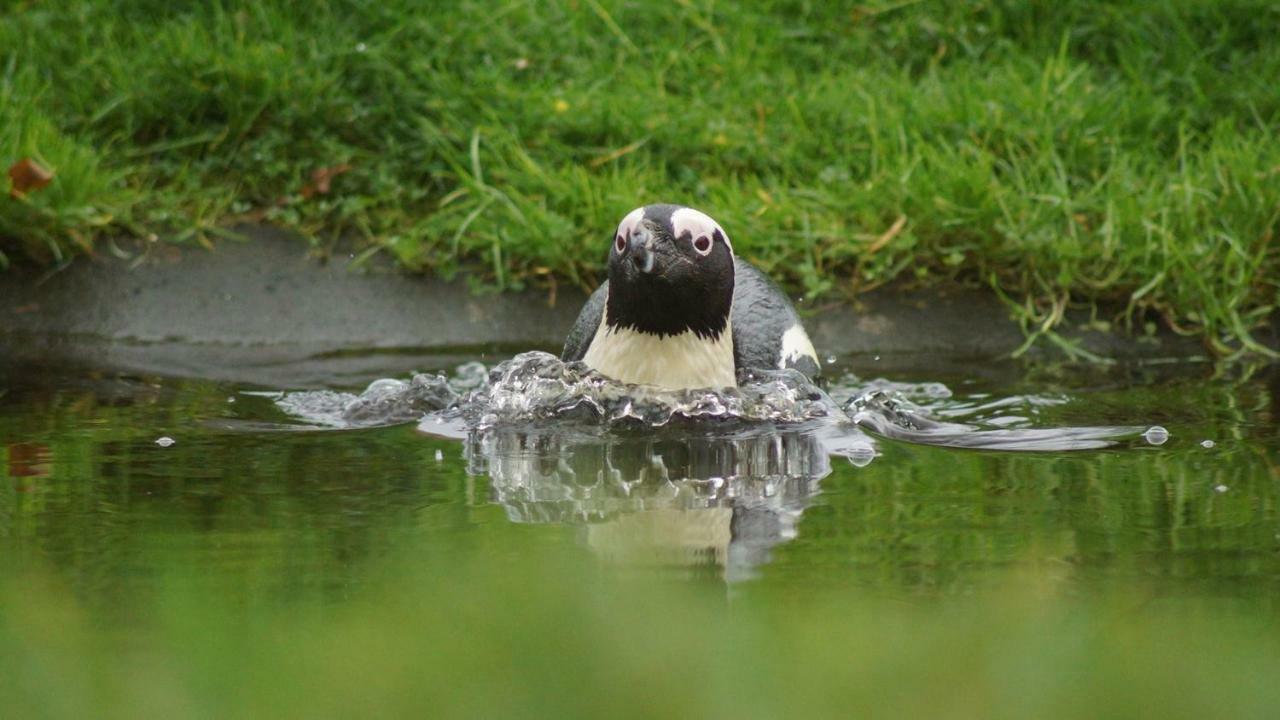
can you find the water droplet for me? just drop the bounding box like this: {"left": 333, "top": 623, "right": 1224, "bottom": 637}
{"left": 1143, "top": 426, "right": 1169, "bottom": 445}
{"left": 155, "top": 436, "right": 175, "bottom": 447}
{"left": 825, "top": 356, "right": 836, "bottom": 365}
{"left": 355, "top": 42, "right": 367, "bottom": 52}
{"left": 1200, "top": 439, "right": 1215, "bottom": 449}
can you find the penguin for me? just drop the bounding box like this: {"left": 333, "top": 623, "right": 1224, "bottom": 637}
{"left": 562, "top": 204, "right": 821, "bottom": 390}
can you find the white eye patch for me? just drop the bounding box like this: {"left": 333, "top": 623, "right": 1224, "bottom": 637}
{"left": 615, "top": 207, "right": 646, "bottom": 251}
{"left": 670, "top": 207, "right": 731, "bottom": 257}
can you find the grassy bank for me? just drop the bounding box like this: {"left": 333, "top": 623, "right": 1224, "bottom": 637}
{"left": 2, "top": 1, "right": 1278, "bottom": 355}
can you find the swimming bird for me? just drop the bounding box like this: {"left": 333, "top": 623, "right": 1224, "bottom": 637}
{"left": 562, "top": 204, "right": 820, "bottom": 390}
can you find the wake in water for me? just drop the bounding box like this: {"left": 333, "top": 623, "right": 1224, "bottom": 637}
{"left": 839, "top": 382, "right": 1144, "bottom": 451}
{"left": 276, "top": 351, "right": 1148, "bottom": 454}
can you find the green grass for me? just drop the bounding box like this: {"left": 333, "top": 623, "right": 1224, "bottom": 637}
{"left": 2, "top": 1, "right": 1278, "bottom": 355}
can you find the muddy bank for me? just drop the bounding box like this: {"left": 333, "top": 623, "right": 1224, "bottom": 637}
{"left": 1, "top": 226, "right": 1211, "bottom": 386}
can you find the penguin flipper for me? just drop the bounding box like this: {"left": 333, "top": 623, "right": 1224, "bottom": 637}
{"left": 562, "top": 282, "right": 609, "bottom": 362}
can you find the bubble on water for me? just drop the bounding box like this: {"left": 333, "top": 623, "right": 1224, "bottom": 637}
{"left": 1214, "top": 484, "right": 1229, "bottom": 493}
{"left": 155, "top": 436, "right": 175, "bottom": 447}
{"left": 1143, "top": 426, "right": 1169, "bottom": 445}
{"left": 844, "top": 443, "right": 877, "bottom": 468}
{"left": 1200, "top": 439, "right": 1215, "bottom": 449}
{"left": 364, "top": 378, "right": 406, "bottom": 395}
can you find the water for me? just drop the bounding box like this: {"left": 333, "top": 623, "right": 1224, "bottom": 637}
{"left": 260, "top": 351, "right": 1165, "bottom": 581}
{"left": 4, "top": 350, "right": 1277, "bottom": 604}
{"left": 6, "top": 350, "right": 1280, "bottom": 714}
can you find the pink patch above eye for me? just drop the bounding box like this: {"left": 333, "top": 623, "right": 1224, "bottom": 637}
{"left": 693, "top": 236, "right": 711, "bottom": 253}
{"left": 615, "top": 234, "right": 626, "bottom": 252}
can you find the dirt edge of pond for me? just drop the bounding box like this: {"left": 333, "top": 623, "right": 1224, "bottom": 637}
{"left": 0, "top": 225, "right": 1233, "bottom": 386}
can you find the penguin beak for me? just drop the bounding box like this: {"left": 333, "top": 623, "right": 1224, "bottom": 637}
{"left": 628, "top": 227, "right": 658, "bottom": 274}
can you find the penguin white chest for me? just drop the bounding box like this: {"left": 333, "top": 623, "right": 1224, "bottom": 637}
{"left": 582, "top": 318, "right": 736, "bottom": 390}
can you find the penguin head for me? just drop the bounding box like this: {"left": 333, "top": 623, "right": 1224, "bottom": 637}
{"left": 605, "top": 204, "right": 736, "bottom": 340}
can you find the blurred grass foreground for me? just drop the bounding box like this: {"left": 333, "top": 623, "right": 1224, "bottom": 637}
{"left": 4, "top": 541, "right": 1280, "bottom": 719}
{"left": 2, "top": 0, "right": 1278, "bottom": 354}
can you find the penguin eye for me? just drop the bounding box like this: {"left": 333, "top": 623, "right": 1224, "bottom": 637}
{"left": 671, "top": 207, "right": 732, "bottom": 257}
{"left": 614, "top": 207, "right": 645, "bottom": 255}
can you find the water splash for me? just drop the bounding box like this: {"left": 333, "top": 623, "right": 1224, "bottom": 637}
{"left": 275, "top": 351, "right": 1143, "bottom": 452}
{"left": 277, "top": 351, "right": 832, "bottom": 431}
{"left": 457, "top": 352, "right": 832, "bottom": 429}
{"left": 276, "top": 373, "right": 458, "bottom": 427}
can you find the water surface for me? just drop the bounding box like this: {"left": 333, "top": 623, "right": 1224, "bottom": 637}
{"left": 4, "top": 351, "right": 1277, "bottom": 609}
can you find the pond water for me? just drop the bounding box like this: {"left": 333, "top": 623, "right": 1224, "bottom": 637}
{"left": 4, "top": 349, "right": 1278, "bottom": 609}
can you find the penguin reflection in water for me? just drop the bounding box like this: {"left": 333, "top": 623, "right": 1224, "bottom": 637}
{"left": 563, "top": 204, "right": 821, "bottom": 390}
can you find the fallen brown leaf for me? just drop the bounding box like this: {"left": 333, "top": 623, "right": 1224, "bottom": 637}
{"left": 301, "top": 163, "right": 353, "bottom": 199}
{"left": 8, "top": 158, "right": 54, "bottom": 198}
{"left": 6, "top": 442, "right": 50, "bottom": 478}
